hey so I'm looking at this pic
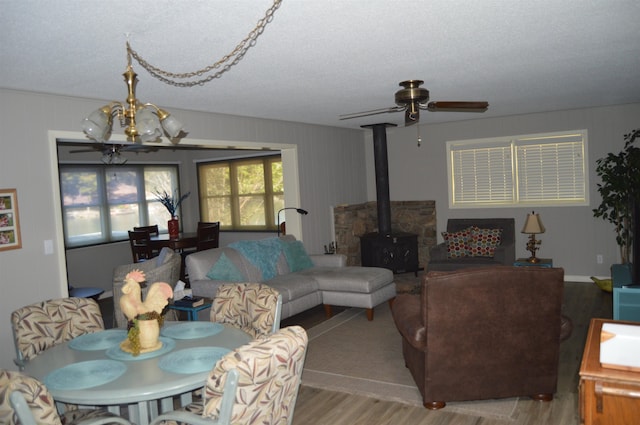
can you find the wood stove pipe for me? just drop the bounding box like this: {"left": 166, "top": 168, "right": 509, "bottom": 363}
{"left": 362, "top": 123, "right": 397, "bottom": 237}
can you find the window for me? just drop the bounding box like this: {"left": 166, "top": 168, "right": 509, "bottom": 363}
{"left": 198, "top": 155, "right": 283, "bottom": 231}
{"left": 447, "top": 130, "right": 588, "bottom": 208}
{"left": 59, "top": 164, "right": 182, "bottom": 247}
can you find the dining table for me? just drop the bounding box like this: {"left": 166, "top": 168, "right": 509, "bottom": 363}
{"left": 22, "top": 322, "right": 252, "bottom": 425}
{"left": 148, "top": 232, "right": 198, "bottom": 251}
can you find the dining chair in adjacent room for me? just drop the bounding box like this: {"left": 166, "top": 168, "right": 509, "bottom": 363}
{"left": 11, "top": 297, "right": 105, "bottom": 369}
{"left": 0, "top": 369, "right": 133, "bottom": 425}
{"left": 134, "top": 224, "right": 159, "bottom": 236}
{"left": 210, "top": 283, "right": 282, "bottom": 339}
{"left": 149, "top": 326, "right": 308, "bottom": 425}
{"left": 128, "top": 229, "right": 153, "bottom": 263}
{"left": 134, "top": 225, "right": 160, "bottom": 257}
{"left": 196, "top": 221, "right": 220, "bottom": 251}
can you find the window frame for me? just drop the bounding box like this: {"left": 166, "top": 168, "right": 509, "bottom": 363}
{"left": 197, "top": 154, "right": 283, "bottom": 231}
{"left": 59, "top": 163, "right": 182, "bottom": 248}
{"left": 446, "top": 130, "right": 589, "bottom": 209}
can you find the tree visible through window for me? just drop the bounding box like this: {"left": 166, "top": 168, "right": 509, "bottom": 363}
{"left": 59, "top": 164, "right": 182, "bottom": 247}
{"left": 198, "top": 155, "right": 282, "bottom": 230}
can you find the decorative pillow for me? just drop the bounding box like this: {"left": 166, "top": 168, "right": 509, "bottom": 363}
{"left": 206, "top": 253, "right": 246, "bottom": 282}
{"left": 229, "top": 238, "right": 283, "bottom": 280}
{"left": 468, "top": 227, "right": 503, "bottom": 257}
{"left": 442, "top": 228, "right": 472, "bottom": 258}
{"left": 280, "top": 240, "right": 314, "bottom": 272}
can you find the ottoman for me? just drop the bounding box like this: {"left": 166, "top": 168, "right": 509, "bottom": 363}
{"left": 299, "top": 266, "right": 396, "bottom": 320}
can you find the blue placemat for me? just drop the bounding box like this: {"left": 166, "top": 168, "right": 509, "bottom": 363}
{"left": 69, "top": 329, "right": 128, "bottom": 351}
{"left": 159, "top": 346, "right": 231, "bottom": 374}
{"left": 44, "top": 359, "right": 126, "bottom": 390}
{"left": 161, "top": 322, "right": 223, "bottom": 340}
{"left": 105, "top": 337, "right": 176, "bottom": 361}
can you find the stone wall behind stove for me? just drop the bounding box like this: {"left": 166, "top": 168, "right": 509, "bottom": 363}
{"left": 333, "top": 200, "right": 437, "bottom": 268}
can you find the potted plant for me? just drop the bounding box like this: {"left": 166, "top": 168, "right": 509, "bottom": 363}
{"left": 593, "top": 128, "right": 640, "bottom": 284}
{"left": 154, "top": 189, "right": 190, "bottom": 239}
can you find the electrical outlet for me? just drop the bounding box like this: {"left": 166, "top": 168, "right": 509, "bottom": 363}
{"left": 597, "top": 254, "right": 603, "bottom": 264}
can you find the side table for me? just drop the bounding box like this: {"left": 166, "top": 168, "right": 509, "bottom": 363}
{"left": 514, "top": 258, "right": 553, "bottom": 268}
{"left": 579, "top": 318, "right": 640, "bottom": 425}
{"left": 69, "top": 286, "right": 104, "bottom": 300}
{"left": 167, "top": 299, "right": 212, "bottom": 321}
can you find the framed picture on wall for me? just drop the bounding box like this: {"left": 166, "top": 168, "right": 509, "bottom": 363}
{"left": 0, "top": 188, "right": 22, "bottom": 251}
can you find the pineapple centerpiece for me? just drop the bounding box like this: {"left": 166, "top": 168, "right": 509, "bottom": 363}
{"left": 119, "top": 270, "right": 173, "bottom": 356}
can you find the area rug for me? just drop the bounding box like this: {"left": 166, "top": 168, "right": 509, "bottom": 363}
{"left": 301, "top": 302, "right": 519, "bottom": 421}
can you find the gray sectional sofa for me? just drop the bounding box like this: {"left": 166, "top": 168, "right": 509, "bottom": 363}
{"left": 186, "top": 235, "right": 396, "bottom": 321}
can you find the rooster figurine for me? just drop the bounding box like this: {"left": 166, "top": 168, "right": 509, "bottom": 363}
{"left": 120, "top": 270, "right": 173, "bottom": 322}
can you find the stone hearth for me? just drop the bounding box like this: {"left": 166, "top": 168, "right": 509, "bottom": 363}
{"left": 333, "top": 200, "right": 436, "bottom": 269}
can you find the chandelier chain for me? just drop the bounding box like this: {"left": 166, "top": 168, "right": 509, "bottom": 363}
{"left": 126, "top": 0, "right": 282, "bottom": 87}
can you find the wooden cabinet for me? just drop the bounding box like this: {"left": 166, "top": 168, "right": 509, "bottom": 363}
{"left": 579, "top": 318, "right": 640, "bottom": 425}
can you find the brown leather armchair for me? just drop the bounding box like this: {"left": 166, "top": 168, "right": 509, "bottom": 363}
{"left": 391, "top": 266, "right": 565, "bottom": 409}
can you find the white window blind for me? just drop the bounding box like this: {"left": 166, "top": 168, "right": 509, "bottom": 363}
{"left": 450, "top": 144, "right": 514, "bottom": 205}
{"left": 447, "top": 130, "right": 588, "bottom": 208}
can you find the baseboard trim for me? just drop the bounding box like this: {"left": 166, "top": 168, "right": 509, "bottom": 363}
{"left": 566, "top": 275, "right": 603, "bottom": 283}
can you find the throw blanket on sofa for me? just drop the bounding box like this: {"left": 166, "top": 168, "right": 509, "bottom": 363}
{"left": 229, "top": 238, "right": 283, "bottom": 280}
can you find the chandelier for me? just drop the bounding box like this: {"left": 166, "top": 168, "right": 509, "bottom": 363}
{"left": 82, "top": 0, "right": 282, "bottom": 145}
{"left": 82, "top": 53, "right": 184, "bottom": 144}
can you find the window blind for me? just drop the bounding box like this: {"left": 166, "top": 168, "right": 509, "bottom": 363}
{"left": 447, "top": 130, "right": 587, "bottom": 208}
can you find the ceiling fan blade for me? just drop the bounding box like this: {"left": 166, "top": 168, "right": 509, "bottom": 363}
{"left": 339, "top": 106, "right": 405, "bottom": 120}
{"left": 426, "top": 101, "right": 489, "bottom": 112}
{"left": 121, "top": 144, "right": 159, "bottom": 153}
{"left": 69, "top": 148, "right": 100, "bottom": 153}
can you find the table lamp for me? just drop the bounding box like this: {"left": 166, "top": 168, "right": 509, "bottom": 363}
{"left": 521, "top": 211, "right": 545, "bottom": 263}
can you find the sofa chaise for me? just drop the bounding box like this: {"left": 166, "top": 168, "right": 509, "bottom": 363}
{"left": 186, "top": 235, "right": 396, "bottom": 321}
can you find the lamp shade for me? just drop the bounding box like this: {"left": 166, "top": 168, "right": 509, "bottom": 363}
{"left": 160, "top": 114, "right": 184, "bottom": 138}
{"left": 136, "top": 108, "right": 163, "bottom": 143}
{"left": 521, "top": 212, "right": 545, "bottom": 234}
{"left": 82, "top": 108, "right": 111, "bottom": 142}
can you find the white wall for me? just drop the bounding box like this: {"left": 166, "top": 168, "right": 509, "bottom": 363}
{"left": 0, "top": 88, "right": 367, "bottom": 370}
{"left": 364, "top": 103, "right": 640, "bottom": 280}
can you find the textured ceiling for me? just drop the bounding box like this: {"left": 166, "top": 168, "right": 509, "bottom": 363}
{"left": 2, "top": 1, "right": 640, "bottom": 130}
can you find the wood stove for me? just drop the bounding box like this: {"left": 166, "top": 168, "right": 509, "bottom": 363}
{"left": 359, "top": 123, "right": 419, "bottom": 275}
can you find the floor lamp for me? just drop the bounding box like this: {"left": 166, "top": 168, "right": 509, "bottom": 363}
{"left": 277, "top": 207, "right": 308, "bottom": 236}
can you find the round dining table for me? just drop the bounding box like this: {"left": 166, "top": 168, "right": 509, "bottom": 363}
{"left": 22, "top": 322, "right": 251, "bottom": 425}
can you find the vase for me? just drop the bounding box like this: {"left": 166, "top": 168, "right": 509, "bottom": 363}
{"left": 137, "top": 319, "right": 161, "bottom": 351}
{"left": 168, "top": 217, "right": 179, "bottom": 239}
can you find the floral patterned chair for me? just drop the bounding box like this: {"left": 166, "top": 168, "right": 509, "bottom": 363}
{"left": 0, "top": 369, "right": 133, "bottom": 425}
{"left": 210, "top": 283, "right": 282, "bottom": 338}
{"left": 150, "top": 325, "right": 308, "bottom": 425}
{"left": 11, "top": 297, "right": 104, "bottom": 369}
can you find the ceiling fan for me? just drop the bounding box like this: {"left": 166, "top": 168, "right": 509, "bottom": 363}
{"left": 339, "top": 80, "right": 489, "bottom": 126}
{"left": 70, "top": 143, "right": 159, "bottom": 164}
